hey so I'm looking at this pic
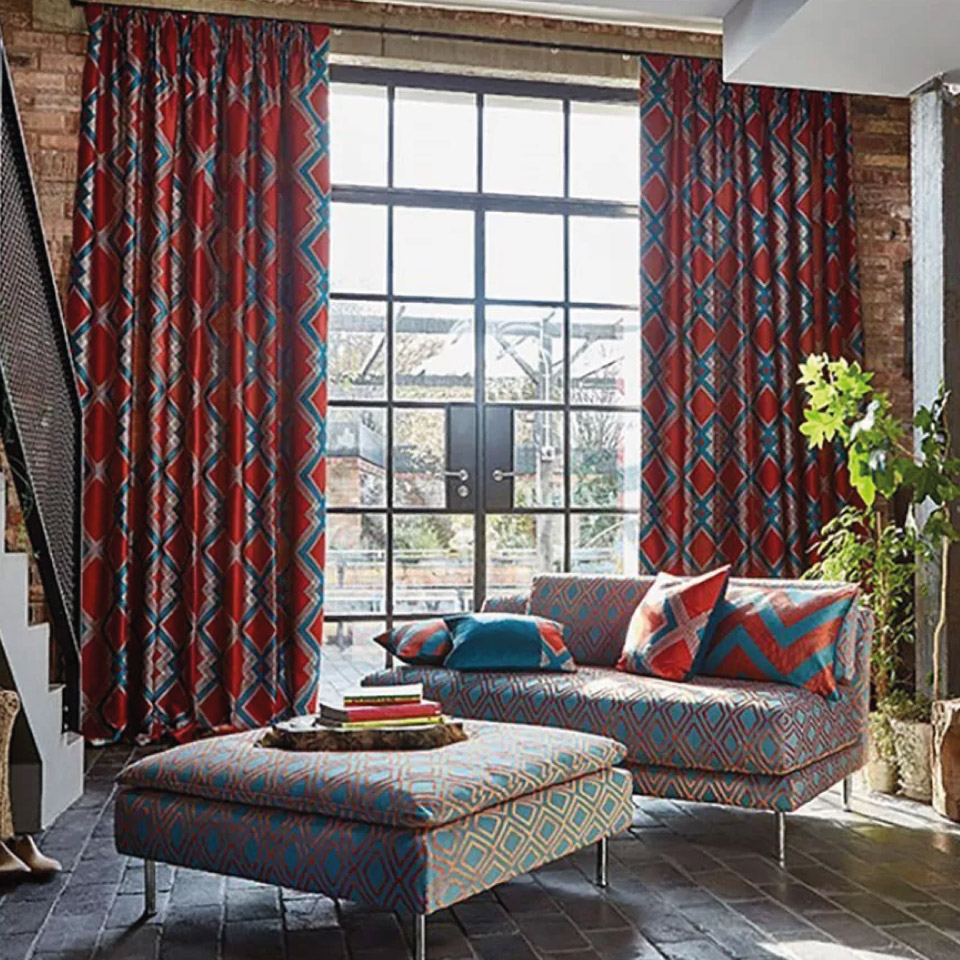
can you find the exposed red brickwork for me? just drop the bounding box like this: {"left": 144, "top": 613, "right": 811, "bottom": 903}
{"left": 849, "top": 95, "right": 913, "bottom": 423}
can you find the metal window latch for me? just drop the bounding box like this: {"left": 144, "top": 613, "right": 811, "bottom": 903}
{"left": 491, "top": 469, "right": 517, "bottom": 482}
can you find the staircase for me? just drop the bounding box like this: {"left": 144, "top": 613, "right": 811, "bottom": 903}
{"left": 0, "top": 31, "right": 85, "bottom": 833}
{"left": 0, "top": 482, "right": 83, "bottom": 833}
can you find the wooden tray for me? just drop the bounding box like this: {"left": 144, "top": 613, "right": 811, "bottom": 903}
{"left": 258, "top": 715, "right": 467, "bottom": 752}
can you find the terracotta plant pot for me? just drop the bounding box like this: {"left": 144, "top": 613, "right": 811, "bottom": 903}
{"left": 890, "top": 718, "right": 933, "bottom": 802}
{"left": 865, "top": 758, "right": 899, "bottom": 794}
{"left": 865, "top": 713, "right": 898, "bottom": 795}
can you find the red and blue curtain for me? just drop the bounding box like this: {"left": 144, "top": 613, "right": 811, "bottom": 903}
{"left": 68, "top": 5, "right": 329, "bottom": 742}
{"left": 639, "top": 54, "right": 861, "bottom": 579}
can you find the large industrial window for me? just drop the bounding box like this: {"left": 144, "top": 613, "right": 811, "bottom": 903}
{"left": 325, "top": 68, "right": 641, "bottom": 648}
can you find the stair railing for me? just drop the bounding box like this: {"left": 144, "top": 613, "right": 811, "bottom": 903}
{"left": 0, "top": 34, "right": 83, "bottom": 733}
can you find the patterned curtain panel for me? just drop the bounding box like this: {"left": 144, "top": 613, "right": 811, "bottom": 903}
{"left": 639, "top": 54, "right": 862, "bottom": 579}
{"left": 68, "top": 5, "right": 330, "bottom": 743}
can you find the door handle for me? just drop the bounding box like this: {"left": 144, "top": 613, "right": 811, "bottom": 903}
{"left": 445, "top": 468, "right": 470, "bottom": 482}
{"left": 491, "top": 469, "right": 517, "bottom": 482}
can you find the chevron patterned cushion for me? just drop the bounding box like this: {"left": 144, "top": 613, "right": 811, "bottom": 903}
{"left": 700, "top": 583, "right": 859, "bottom": 699}
{"left": 617, "top": 567, "right": 730, "bottom": 682}
{"left": 445, "top": 614, "right": 575, "bottom": 673}
{"left": 374, "top": 618, "right": 453, "bottom": 665}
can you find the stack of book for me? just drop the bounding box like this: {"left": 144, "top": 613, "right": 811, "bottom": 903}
{"left": 317, "top": 683, "right": 444, "bottom": 731}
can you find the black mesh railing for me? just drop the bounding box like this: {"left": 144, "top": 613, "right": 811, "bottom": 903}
{"left": 0, "top": 37, "right": 82, "bottom": 732}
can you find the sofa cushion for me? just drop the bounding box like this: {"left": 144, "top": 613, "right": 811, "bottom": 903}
{"left": 701, "top": 582, "right": 858, "bottom": 700}
{"left": 529, "top": 574, "right": 655, "bottom": 666}
{"left": 374, "top": 618, "right": 453, "bottom": 666}
{"left": 617, "top": 567, "right": 730, "bottom": 682}
{"left": 445, "top": 613, "right": 575, "bottom": 672}
{"left": 117, "top": 720, "right": 626, "bottom": 829}
{"left": 362, "top": 664, "right": 864, "bottom": 777}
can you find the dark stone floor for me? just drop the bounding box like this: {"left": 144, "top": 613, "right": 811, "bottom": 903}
{"left": 3, "top": 645, "right": 960, "bottom": 960}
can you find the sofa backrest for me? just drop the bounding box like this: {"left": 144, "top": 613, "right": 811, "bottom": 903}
{"left": 514, "top": 573, "right": 862, "bottom": 680}
{"left": 528, "top": 574, "right": 656, "bottom": 666}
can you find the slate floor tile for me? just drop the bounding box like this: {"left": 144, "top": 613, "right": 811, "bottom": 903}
{"left": 8, "top": 648, "right": 960, "bottom": 960}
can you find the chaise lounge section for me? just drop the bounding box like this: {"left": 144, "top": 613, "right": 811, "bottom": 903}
{"left": 363, "top": 574, "right": 873, "bottom": 859}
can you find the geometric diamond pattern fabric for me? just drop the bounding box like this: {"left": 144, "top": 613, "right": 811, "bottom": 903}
{"left": 363, "top": 606, "right": 870, "bottom": 779}
{"left": 117, "top": 720, "right": 627, "bottom": 828}
{"left": 528, "top": 574, "right": 655, "bottom": 666}
{"left": 639, "top": 54, "right": 862, "bottom": 578}
{"left": 69, "top": 6, "right": 330, "bottom": 742}
{"left": 115, "top": 765, "right": 633, "bottom": 914}
{"left": 626, "top": 739, "right": 865, "bottom": 813}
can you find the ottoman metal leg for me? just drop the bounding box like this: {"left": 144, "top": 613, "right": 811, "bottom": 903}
{"left": 144, "top": 859, "right": 157, "bottom": 917}
{"left": 414, "top": 913, "right": 426, "bottom": 960}
{"left": 775, "top": 812, "right": 786, "bottom": 867}
{"left": 842, "top": 775, "right": 853, "bottom": 812}
{"left": 595, "top": 837, "right": 609, "bottom": 888}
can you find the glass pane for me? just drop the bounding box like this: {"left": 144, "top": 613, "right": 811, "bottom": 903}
{"left": 485, "top": 305, "right": 563, "bottom": 403}
{"left": 331, "top": 203, "right": 387, "bottom": 294}
{"left": 393, "top": 408, "right": 446, "bottom": 508}
{"left": 326, "top": 514, "right": 386, "bottom": 615}
{"left": 571, "top": 410, "right": 641, "bottom": 509}
{"left": 394, "top": 208, "right": 474, "bottom": 298}
{"left": 323, "top": 619, "right": 386, "bottom": 656}
{"left": 570, "top": 101, "right": 639, "bottom": 202}
{"left": 570, "top": 308, "right": 641, "bottom": 406}
{"left": 394, "top": 514, "right": 473, "bottom": 615}
{"left": 571, "top": 515, "right": 639, "bottom": 576}
{"left": 570, "top": 216, "right": 639, "bottom": 306}
{"left": 330, "top": 83, "right": 387, "bottom": 187}
{"left": 486, "top": 514, "right": 563, "bottom": 596}
{"left": 483, "top": 96, "right": 563, "bottom": 197}
{"left": 329, "top": 300, "right": 386, "bottom": 401}
{"left": 486, "top": 212, "right": 563, "bottom": 302}
{"left": 394, "top": 88, "right": 477, "bottom": 191}
{"left": 328, "top": 408, "right": 386, "bottom": 508}
{"left": 395, "top": 302, "right": 474, "bottom": 401}
{"left": 514, "top": 409, "right": 564, "bottom": 508}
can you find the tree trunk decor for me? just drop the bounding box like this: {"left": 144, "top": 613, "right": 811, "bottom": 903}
{"left": 932, "top": 699, "right": 960, "bottom": 821}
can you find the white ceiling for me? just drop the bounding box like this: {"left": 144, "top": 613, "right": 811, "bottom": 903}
{"left": 723, "top": 0, "right": 960, "bottom": 96}
{"left": 389, "top": 0, "right": 960, "bottom": 98}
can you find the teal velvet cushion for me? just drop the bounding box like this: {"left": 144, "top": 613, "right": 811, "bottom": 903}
{"left": 445, "top": 613, "right": 576, "bottom": 672}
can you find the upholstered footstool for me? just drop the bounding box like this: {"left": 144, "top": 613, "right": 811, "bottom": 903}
{"left": 114, "top": 720, "right": 633, "bottom": 959}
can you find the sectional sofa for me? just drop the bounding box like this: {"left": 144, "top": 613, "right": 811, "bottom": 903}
{"left": 362, "top": 574, "right": 873, "bottom": 861}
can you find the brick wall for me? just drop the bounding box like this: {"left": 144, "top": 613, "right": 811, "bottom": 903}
{"left": 850, "top": 95, "right": 913, "bottom": 422}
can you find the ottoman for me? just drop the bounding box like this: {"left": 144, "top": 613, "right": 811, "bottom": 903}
{"left": 114, "top": 720, "right": 633, "bottom": 959}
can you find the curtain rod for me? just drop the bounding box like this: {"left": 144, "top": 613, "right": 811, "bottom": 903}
{"left": 72, "top": 0, "right": 723, "bottom": 61}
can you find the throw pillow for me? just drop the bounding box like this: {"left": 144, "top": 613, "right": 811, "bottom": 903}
{"left": 699, "top": 583, "right": 859, "bottom": 700}
{"left": 444, "top": 613, "right": 576, "bottom": 672}
{"left": 617, "top": 567, "right": 731, "bottom": 682}
{"left": 373, "top": 619, "right": 453, "bottom": 666}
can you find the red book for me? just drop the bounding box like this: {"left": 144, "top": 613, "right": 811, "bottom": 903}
{"left": 319, "top": 700, "right": 442, "bottom": 725}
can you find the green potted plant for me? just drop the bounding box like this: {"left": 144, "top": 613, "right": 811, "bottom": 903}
{"left": 800, "top": 357, "right": 960, "bottom": 802}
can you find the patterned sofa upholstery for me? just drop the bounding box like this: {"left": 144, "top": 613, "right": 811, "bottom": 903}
{"left": 363, "top": 574, "right": 873, "bottom": 813}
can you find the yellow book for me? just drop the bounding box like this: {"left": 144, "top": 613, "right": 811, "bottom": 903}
{"left": 322, "top": 715, "right": 445, "bottom": 731}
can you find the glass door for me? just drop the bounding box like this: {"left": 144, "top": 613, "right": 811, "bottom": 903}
{"left": 325, "top": 70, "right": 642, "bottom": 647}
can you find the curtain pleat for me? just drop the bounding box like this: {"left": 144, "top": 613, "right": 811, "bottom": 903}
{"left": 639, "top": 55, "right": 861, "bottom": 578}
{"left": 68, "top": 4, "right": 330, "bottom": 742}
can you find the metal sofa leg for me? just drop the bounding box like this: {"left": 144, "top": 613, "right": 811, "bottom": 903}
{"left": 595, "top": 837, "right": 609, "bottom": 888}
{"left": 144, "top": 859, "right": 157, "bottom": 917}
{"left": 414, "top": 913, "right": 426, "bottom": 960}
{"left": 775, "top": 812, "right": 786, "bottom": 867}
{"left": 842, "top": 775, "right": 853, "bottom": 811}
